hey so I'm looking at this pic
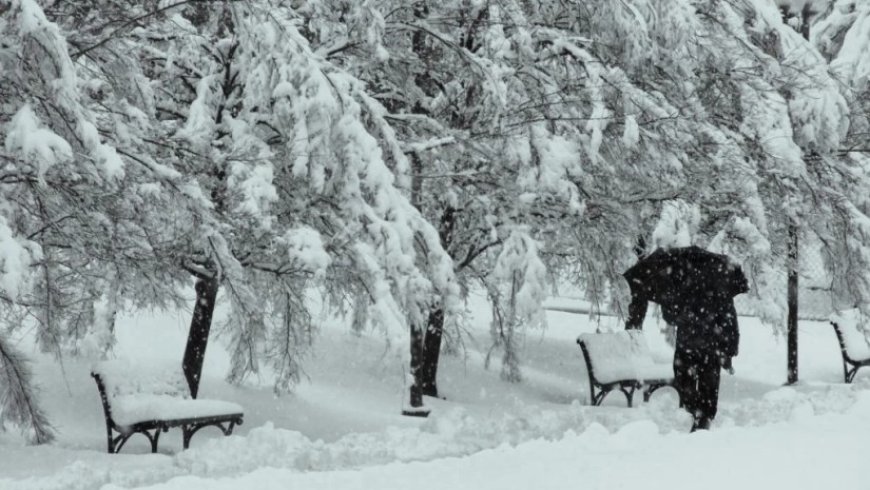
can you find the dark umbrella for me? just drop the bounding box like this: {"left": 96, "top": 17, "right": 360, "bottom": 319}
{"left": 623, "top": 246, "right": 748, "bottom": 306}
{"left": 623, "top": 245, "right": 749, "bottom": 355}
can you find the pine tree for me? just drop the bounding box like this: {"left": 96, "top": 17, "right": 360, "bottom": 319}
{"left": 49, "top": 1, "right": 460, "bottom": 398}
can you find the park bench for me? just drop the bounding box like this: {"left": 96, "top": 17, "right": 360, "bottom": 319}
{"left": 829, "top": 309, "right": 870, "bottom": 383}
{"left": 91, "top": 360, "right": 244, "bottom": 454}
{"left": 576, "top": 331, "right": 674, "bottom": 407}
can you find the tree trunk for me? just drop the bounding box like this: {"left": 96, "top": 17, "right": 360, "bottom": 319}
{"left": 779, "top": 5, "right": 813, "bottom": 386}
{"left": 404, "top": 323, "right": 429, "bottom": 416}
{"left": 786, "top": 224, "right": 799, "bottom": 385}
{"left": 418, "top": 206, "right": 457, "bottom": 398}
{"left": 419, "top": 308, "right": 444, "bottom": 397}
{"left": 182, "top": 277, "right": 219, "bottom": 399}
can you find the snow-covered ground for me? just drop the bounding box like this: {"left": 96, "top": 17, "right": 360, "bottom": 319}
{"left": 1, "top": 290, "right": 868, "bottom": 490}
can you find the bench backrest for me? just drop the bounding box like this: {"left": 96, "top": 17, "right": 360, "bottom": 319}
{"left": 577, "top": 331, "right": 669, "bottom": 384}
{"left": 91, "top": 360, "right": 189, "bottom": 401}
{"left": 830, "top": 309, "right": 870, "bottom": 362}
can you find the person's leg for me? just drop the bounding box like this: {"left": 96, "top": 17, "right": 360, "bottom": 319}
{"left": 674, "top": 348, "right": 700, "bottom": 418}
{"left": 692, "top": 352, "right": 722, "bottom": 431}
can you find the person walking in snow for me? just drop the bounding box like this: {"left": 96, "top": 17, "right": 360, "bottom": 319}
{"left": 623, "top": 246, "right": 749, "bottom": 431}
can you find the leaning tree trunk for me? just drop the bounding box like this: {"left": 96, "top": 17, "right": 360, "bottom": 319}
{"left": 419, "top": 307, "right": 444, "bottom": 397}
{"left": 182, "top": 277, "right": 219, "bottom": 399}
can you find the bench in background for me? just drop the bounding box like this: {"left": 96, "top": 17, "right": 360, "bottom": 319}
{"left": 829, "top": 309, "right": 870, "bottom": 383}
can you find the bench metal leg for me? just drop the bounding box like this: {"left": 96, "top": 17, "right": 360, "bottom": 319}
{"left": 106, "top": 428, "right": 116, "bottom": 454}
{"left": 845, "top": 363, "right": 862, "bottom": 383}
{"left": 146, "top": 428, "right": 161, "bottom": 453}
{"left": 181, "top": 420, "right": 240, "bottom": 449}
{"left": 591, "top": 384, "right": 637, "bottom": 407}
{"left": 642, "top": 382, "right": 672, "bottom": 403}
{"left": 113, "top": 433, "right": 131, "bottom": 453}
{"left": 618, "top": 385, "right": 636, "bottom": 408}
{"left": 591, "top": 387, "right": 609, "bottom": 406}
{"left": 110, "top": 428, "right": 161, "bottom": 454}
{"left": 182, "top": 426, "right": 192, "bottom": 450}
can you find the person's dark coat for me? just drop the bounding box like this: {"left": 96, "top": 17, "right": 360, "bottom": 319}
{"left": 660, "top": 298, "right": 739, "bottom": 358}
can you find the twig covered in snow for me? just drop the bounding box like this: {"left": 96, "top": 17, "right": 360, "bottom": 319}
{"left": 0, "top": 333, "right": 54, "bottom": 444}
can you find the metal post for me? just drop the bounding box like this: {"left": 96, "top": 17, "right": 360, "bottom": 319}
{"left": 787, "top": 224, "right": 799, "bottom": 385}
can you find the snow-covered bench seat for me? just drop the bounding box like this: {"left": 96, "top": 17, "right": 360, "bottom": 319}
{"left": 576, "top": 331, "right": 674, "bottom": 407}
{"left": 91, "top": 361, "right": 243, "bottom": 454}
{"left": 829, "top": 309, "right": 870, "bottom": 383}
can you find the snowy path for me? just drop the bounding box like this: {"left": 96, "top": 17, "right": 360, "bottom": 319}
{"left": 108, "top": 391, "right": 870, "bottom": 490}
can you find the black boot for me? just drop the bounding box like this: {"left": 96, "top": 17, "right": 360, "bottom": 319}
{"left": 690, "top": 416, "right": 712, "bottom": 432}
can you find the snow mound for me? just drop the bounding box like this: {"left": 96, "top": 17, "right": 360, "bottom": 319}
{"left": 174, "top": 404, "right": 684, "bottom": 477}
{"left": 720, "top": 384, "right": 862, "bottom": 428}
{"left": 1, "top": 458, "right": 181, "bottom": 490}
